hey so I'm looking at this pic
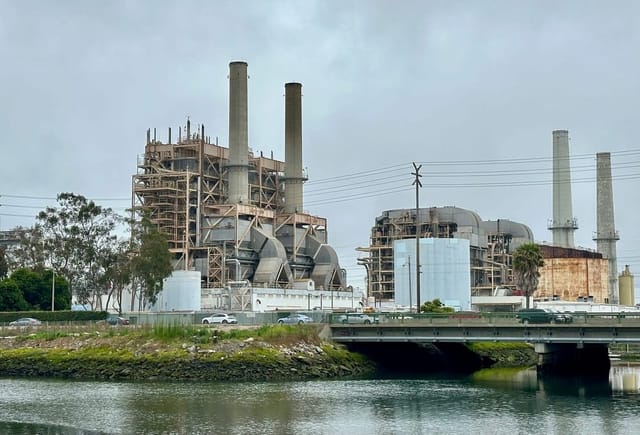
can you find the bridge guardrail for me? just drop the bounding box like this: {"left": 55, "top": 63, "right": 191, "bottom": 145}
{"left": 328, "top": 311, "right": 640, "bottom": 326}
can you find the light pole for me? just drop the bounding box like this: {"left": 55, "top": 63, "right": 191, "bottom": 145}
{"left": 404, "top": 256, "right": 412, "bottom": 312}
{"left": 51, "top": 268, "right": 55, "bottom": 312}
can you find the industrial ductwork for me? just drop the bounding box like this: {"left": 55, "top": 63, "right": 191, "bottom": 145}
{"left": 305, "top": 234, "right": 346, "bottom": 290}
{"left": 251, "top": 227, "right": 294, "bottom": 287}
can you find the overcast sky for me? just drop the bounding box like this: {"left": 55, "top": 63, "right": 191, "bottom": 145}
{"left": 1, "top": 0, "right": 639, "bottom": 291}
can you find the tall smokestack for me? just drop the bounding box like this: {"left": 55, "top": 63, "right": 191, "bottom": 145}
{"left": 228, "top": 61, "right": 249, "bottom": 204}
{"left": 593, "top": 152, "right": 619, "bottom": 304}
{"left": 284, "top": 82, "right": 305, "bottom": 213}
{"left": 549, "top": 130, "right": 577, "bottom": 248}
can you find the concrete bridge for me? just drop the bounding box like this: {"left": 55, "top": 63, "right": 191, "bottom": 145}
{"left": 329, "top": 312, "right": 640, "bottom": 374}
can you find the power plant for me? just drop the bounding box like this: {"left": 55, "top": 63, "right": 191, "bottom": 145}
{"left": 132, "top": 61, "right": 348, "bottom": 312}
{"left": 360, "top": 130, "right": 632, "bottom": 310}
{"left": 129, "top": 61, "right": 632, "bottom": 312}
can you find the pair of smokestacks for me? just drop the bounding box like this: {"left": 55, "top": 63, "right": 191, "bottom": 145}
{"left": 551, "top": 130, "right": 618, "bottom": 303}
{"left": 227, "top": 61, "right": 304, "bottom": 213}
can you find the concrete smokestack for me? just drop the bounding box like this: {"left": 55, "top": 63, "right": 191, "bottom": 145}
{"left": 228, "top": 61, "right": 249, "bottom": 204}
{"left": 284, "top": 82, "right": 306, "bottom": 213}
{"left": 593, "top": 152, "right": 619, "bottom": 304}
{"left": 549, "top": 130, "right": 577, "bottom": 248}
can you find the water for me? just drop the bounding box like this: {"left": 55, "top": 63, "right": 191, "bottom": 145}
{"left": 1, "top": 364, "right": 640, "bottom": 435}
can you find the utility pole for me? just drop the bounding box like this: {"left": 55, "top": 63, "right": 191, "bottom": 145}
{"left": 412, "top": 162, "right": 422, "bottom": 313}
{"left": 406, "top": 255, "right": 412, "bottom": 312}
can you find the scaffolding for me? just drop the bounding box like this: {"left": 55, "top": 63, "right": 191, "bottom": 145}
{"left": 132, "top": 122, "right": 344, "bottom": 291}
{"left": 365, "top": 207, "right": 522, "bottom": 302}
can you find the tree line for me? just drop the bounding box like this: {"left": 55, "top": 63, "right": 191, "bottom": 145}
{"left": 0, "top": 193, "right": 173, "bottom": 313}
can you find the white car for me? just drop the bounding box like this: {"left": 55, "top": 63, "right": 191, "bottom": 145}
{"left": 202, "top": 313, "right": 238, "bottom": 324}
{"left": 336, "top": 314, "right": 378, "bottom": 324}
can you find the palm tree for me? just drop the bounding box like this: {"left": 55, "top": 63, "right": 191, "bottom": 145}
{"left": 513, "top": 243, "right": 544, "bottom": 309}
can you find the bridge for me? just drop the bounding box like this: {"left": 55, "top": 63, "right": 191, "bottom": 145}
{"left": 329, "top": 312, "right": 640, "bottom": 374}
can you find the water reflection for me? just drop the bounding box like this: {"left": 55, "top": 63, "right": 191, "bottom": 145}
{"left": 472, "top": 362, "right": 640, "bottom": 396}
{"left": 1, "top": 364, "right": 640, "bottom": 434}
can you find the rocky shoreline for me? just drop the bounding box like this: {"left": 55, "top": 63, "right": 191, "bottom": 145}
{"left": 0, "top": 324, "right": 539, "bottom": 382}
{"left": 0, "top": 325, "right": 376, "bottom": 382}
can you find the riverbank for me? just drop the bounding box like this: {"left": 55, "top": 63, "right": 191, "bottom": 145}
{"left": 0, "top": 324, "right": 539, "bottom": 381}
{"left": 0, "top": 324, "right": 375, "bottom": 381}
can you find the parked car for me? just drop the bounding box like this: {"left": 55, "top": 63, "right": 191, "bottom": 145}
{"left": 9, "top": 317, "right": 42, "bottom": 326}
{"left": 202, "top": 313, "right": 238, "bottom": 324}
{"left": 547, "top": 310, "right": 573, "bottom": 324}
{"left": 516, "top": 308, "right": 553, "bottom": 324}
{"left": 516, "top": 308, "right": 572, "bottom": 324}
{"left": 336, "top": 313, "right": 378, "bottom": 324}
{"left": 107, "top": 315, "right": 130, "bottom": 326}
{"left": 277, "top": 313, "right": 313, "bottom": 325}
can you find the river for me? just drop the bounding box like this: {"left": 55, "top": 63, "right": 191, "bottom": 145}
{"left": 1, "top": 363, "right": 639, "bottom": 434}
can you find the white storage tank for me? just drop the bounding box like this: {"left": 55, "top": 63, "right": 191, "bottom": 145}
{"left": 151, "top": 270, "right": 201, "bottom": 311}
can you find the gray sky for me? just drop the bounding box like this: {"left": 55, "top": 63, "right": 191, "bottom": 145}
{"left": 1, "top": 0, "right": 639, "bottom": 291}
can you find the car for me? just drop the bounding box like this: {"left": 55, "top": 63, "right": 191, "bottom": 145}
{"left": 548, "top": 310, "right": 573, "bottom": 324}
{"left": 516, "top": 308, "right": 572, "bottom": 324}
{"left": 277, "top": 313, "right": 313, "bottom": 324}
{"left": 516, "top": 308, "right": 553, "bottom": 324}
{"left": 336, "top": 313, "right": 378, "bottom": 324}
{"left": 9, "top": 317, "right": 42, "bottom": 326}
{"left": 106, "top": 315, "right": 130, "bottom": 326}
{"left": 202, "top": 313, "right": 238, "bottom": 324}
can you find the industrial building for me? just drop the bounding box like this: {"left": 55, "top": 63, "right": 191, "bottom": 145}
{"left": 359, "top": 206, "right": 534, "bottom": 307}
{"left": 360, "top": 130, "right": 633, "bottom": 310}
{"left": 132, "top": 62, "right": 351, "bottom": 312}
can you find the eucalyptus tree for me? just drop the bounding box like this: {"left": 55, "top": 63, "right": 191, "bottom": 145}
{"left": 34, "top": 192, "right": 122, "bottom": 308}
{"left": 4, "top": 225, "right": 45, "bottom": 271}
{"left": 0, "top": 247, "right": 8, "bottom": 279}
{"left": 513, "top": 242, "right": 545, "bottom": 309}
{"left": 128, "top": 213, "right": 173, "bottom": 310}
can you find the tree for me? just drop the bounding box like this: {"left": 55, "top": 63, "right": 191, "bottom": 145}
{"left": 34, "top": 192, "right": 122, "bottom": 308}
{"left": 4, "top": 225, "right": 45, "bottom": 271}
{"left": 128, "top": 214, "right": 173, "bottom": 310}
{"left": 0, "top": 268, "right": 70, "bottom": 311}
{"left": 420, "top": 298, "right": 454, "bottom": 313}
{"left": 100, "top": 240, "right": 132, "bottom": 314}
{"left": 0, "top": 279, "right": 29, "bottom": 311}
{"left": 513, "top": 243, "right": 545, "bottom": 309}
{"left": 0, "top": 247, "right": 8, "bottom": 279}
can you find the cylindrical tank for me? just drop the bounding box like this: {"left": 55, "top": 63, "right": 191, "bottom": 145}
{"left": 619, "top": 265, "right": 635, "bottom": 306}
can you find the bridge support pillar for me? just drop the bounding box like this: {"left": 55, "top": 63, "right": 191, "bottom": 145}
{"left": 534, "top": 343, "right": 610, "bottom": 375}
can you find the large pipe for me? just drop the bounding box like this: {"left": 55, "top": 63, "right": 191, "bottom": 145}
{"left": 228, "top": 61, "right": 249, "bottom": 204}
{"left": 284, "top": 82, "right": 305, "bottom": 213}
{"left": 549, "top": 130, "right": 577, "bottom": 248}
{"left": 594, "top": 152, "right": 619, "bottom": 304}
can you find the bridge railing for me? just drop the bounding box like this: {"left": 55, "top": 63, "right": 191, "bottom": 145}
{"left": 328, "top": 311, "right": 640, "bottom": 325}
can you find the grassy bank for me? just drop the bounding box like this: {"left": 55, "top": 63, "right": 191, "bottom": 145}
{"left": 466, "top": 342, "right": 537, "bottom": 368}
{"left": 0, "top": 324, "right": 375, "bottom": 381}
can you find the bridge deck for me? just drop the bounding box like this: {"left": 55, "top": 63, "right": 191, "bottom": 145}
{"left": 329, "top": 313, "right": 640, "bottom": 344}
